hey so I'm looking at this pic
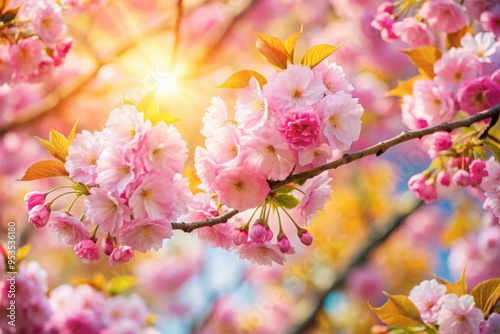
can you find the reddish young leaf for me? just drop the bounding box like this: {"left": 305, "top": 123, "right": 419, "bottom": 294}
{"left": 255, "top": 33, "right": 289, "bottom": 70}
{"left": 19, "top": 160, "right": 69, "bottom": 181}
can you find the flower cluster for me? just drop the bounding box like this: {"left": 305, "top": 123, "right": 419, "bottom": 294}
{"left": 193, "top": 59, "right": 362, "bottom": 265}
{"left": 372, "top": 0, "right": 499, "bottom": 46}
{"left": 26, "top": 103, "right": 191, "bottom": 265}
{"left": 372, "top": 277, "right": 500, "bottom": 334}
{"left": 0, "top": 0, "right": 73, "bottom": 85}
{"left": 0, "top": 259, "right": 157, "bottom": 333}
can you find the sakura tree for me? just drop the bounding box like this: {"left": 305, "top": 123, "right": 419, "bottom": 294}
{"left": 1, "top": 0, "right": 500, "bottom": 333}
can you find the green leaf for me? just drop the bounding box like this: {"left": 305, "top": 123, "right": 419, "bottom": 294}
{"left": 107, "top": 275, "right": 137, "bottom": 296}
{"left": 485, "top": 141, "right": 500, "bottom": 162}
{"left": 273, "top": 193, "right": 300, "bottom": 209}
{"left": 19, "top": 160, "right": 68, "bottom": 181}
{"left": 137, "top": 89, "right": 159, "bottom": 120}
{"left": 470, "top": 278, "right": 500, "bottom": 315}
{"left": 401, "top": 46, "right": 442, "bottom": 79}
{"left": 445, "top": 268, "right": 467, "bottom": 296}
{"left": 276, "top": 185, "right": 296, "bottom": 194}
{"left": 301, "top": 42, "right": 344, "bottom": 69}
{"left": 369, "top": 293, "right": 425, "bottom": 327}
{"left": 255, "top": 32, "right": 289, "bottom": 70}
{"left": 284, "top": 23, "right": 303, "bottom": 63}
{"left": 216, "top": 70, "right": 268, "bottom": 89}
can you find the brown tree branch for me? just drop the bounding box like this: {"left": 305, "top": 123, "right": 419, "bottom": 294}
{"left": 172, "top": 104, "right": 500, "bottom": 233}
{"left": 289, "top": 199, "right": 425, "bottom": 334}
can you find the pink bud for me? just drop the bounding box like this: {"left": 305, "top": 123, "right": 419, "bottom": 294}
{"left": 232, "top": 229, "right": 248, "bottom": 246}
{"left": 469, "top": 159, "right": 488, "bottom": 185}
{"left": 101, "top": 236, "right": 114, "bottom": 256}
{"left": 265, "top": 228, "right": 274, "bottom": 242}
{"left": 74, "top": 239, "right": 100, "bottom": 264}
{"left": 277, "top": 236, "right": 291, "bottom": 253}
{"left": 452, "top": 170, "right": 472, "bottom": 187}
{"left": 249, "top": 222, "right": 267, "bottom": 242}
{"left": 437, "top": 170, "right": 450, "bottom": 186}
{"left": 299, "top": 230, "right": 313, "bottom": 246}
{"left": 28, "top": 204, "right": 51, "bottom": 228}
{"left": 408, "top": 173, "right": 438, "bottom": 203}
{"left": 24, "top": 191, "right": 46, "bottom": 211}
{"left": 109, "top": 246, "right": 134, "bottom": 266}
{"left": 430, "top": 132, "right": 452, "bottom": 151}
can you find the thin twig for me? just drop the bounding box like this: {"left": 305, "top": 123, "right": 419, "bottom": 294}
{"left": 289, "top": 199, "right": 425, "bottom": 334}
{"left": 172, "top": 104, "right": 500, "bottom": 233}
{"left": 170, "top": 0, "right": 183, "bottom": 71}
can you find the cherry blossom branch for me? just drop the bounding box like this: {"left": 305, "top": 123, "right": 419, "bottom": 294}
{"left": 289, "top": 199, "right": 424, "bottom": 334}
{"left": 173, "top": 104, "right": 500, "bottom": 233}
{"left": 270, "top": 103, "right": 500, "bottom": 190}
{"left": 169, "top": 0, "right": 183, "bottom": 71}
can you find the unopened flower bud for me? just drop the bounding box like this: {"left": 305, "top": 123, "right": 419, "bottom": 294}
{"left": 24, "top": 191, "right": 46, "bottom": 211}
{"left": 437, "top": 170, "right": 450, "bottom": 186}
{"left": 277, "top": 236, "right": 291, "bottom": 253}
{"left": 452, "top": 170, "right": 471, "bottom": 187}
{"left": 249, "top": 221, "right": 268, "bottom": 242}
{"left": 109, "top": 246, "right": 134, "bottom": 266}
{"left": 232, "top": 229, "right": 248, "bottom": 246}
{"left": 299, "top": 230, "right": 313, "bottom": 246}
{"left": 28, "top": 204, "right": 51, "bottom": 228}
{"left": 74, "top": 239, "right": 100, "bottom": 264}
{"left": 101, "top": 235, "right": 114, "bottom": 256}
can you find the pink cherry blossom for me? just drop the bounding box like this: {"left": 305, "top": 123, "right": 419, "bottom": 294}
{"left": 51, "top": 38, "right": 73, "bottom": 66}
{"left": 205, "top": 125, "right": 241, "bottom": 164}
{"left": 102, "top": 294, "right": 149, "bottom": 327}
{"left": 109, "top": 245, "right": 134, "bottom": 266}
{"left": 428, "top": 131, "right": 453, "bottom": 158}
{"left": 371, "top": 2, "right": 397, "bottom": 41}
{"left": 277, "top": 107, "right": 321, "bottom": 150}
{"left": 419, "top": 0, "right": 468, "bottom": 33}
{"left": 461, "top": 32, "right": 498, "bottom": 64}
{"left": 65, "top": 130, "right": 106, "bottom": 186}
{"left": 263, "top": 64, "right": 326, "bottom": 112}
{"left": 402, "top": 95, "right": 429, "bottom": 130}
{"left": 408, "top": 279, "right": 446, "bottom": 323}
{"left": 237, "top": 241, "right": 285, "bottom": 266}
{"left": 28, "top": 204, "right": 51, "bottom": 228}
{"left": 480, "top": 312, "right": 500, "bottom": 333}
{"left": 194, "top": 146, "right": 221, "bottom": 192}
{"left": 84, "top": 187, "right": 131, "bottom": 235}
{"left": 214, "top": 167, "right": 270, "bottom": 211}
{"left": 297, "top": 172, "right": 333, "bottom": 225}
{"left": 411, "top": 79, "right": 456, "bottom": 126}
{"left": 96, "top": 146, "right": 138, "bottom": 194}
{"left": 240, "top": 126, "right": 296, "bottom": 181}
{"left": 49, "top": 212, "right": 90, "bottom": 245}
{"left": 483, "top": 157, "right": 500, "bottom": 218}
{"left": 101, "top": 235, "right": 114, "bottom": 256}
{"left": 297, "top": 143, "right": 334, "bottom": 169}
{"left": 74, "top": 239, "right": 100, "bottom": 264}
{"left": 28, "top": 56, "right": 55, "bottom": 84}
{"left": 0, "top": 45, "right": 12, "bottom": 85}
{"left": 201, "top": 96, "right": 230, "bottom": 137}
{"left": 457, "top": 77, "right": 500, "bottom": 115}
{"left": 143, "top": 121, "right": 187, "bottom": 174}
{"left": 32, "top": 1, "right": 66, "bottom": 45}
{"left": 481, "top": 6, "right": 500, "bottom": 38}
{"left": 470, "top": 159, "right": 488, "bottom": 184}
{"left": 119, "top": 219, "right": 172, "bottom": 253}
{"left": 313, "top": 60, "right": 353, "bottom": 95}
{"left": 393, "top": 17, "right": 432, "bottom": 47}
{"left": 24, "top": 191, "right": 46, "bottom": 211}
{"left": 9, "top": 38, "right": 44, "bottom": 74}
{"left": 318, "top": 91, "right": 364, "bottom": 151}
{"left": 408, "top": 173, "right": 438, "bottom": 203}
{"left": 437, "top": 294, "right": 483, "bottom": 334}
{"left": 129, "top": 173, "right": 175, "bottom": 220}
{"left": 235, "top": 77, "right": 269, "bottom": 131}
{"left": 103, "top": 104, "right": 151, "bottom": 149}
{"left": 434, "top": 48, "right": 482, "bottom": 92}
